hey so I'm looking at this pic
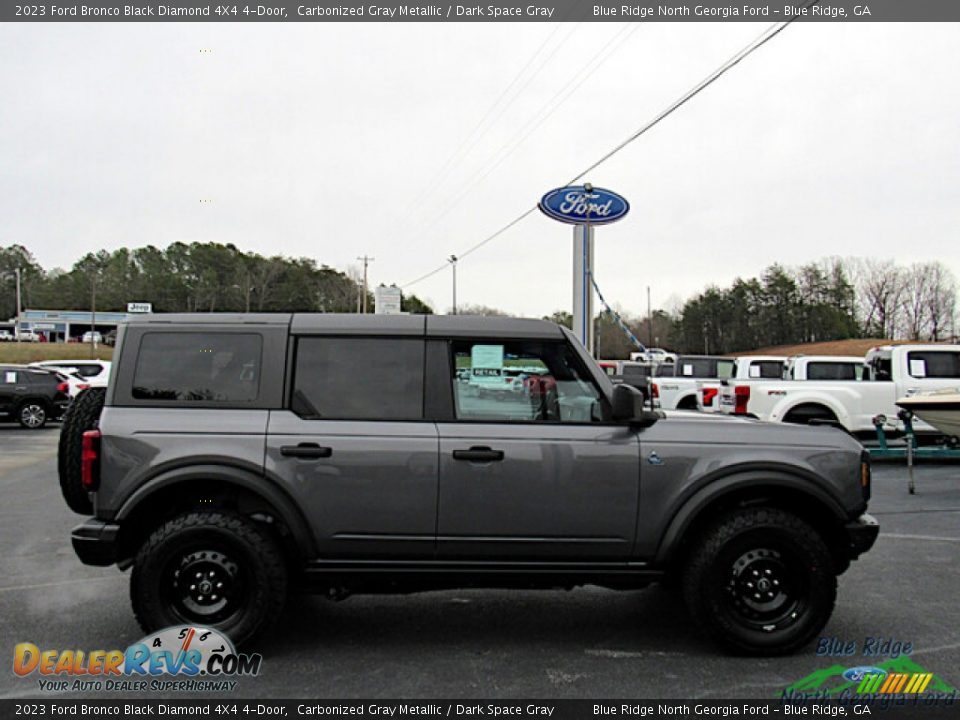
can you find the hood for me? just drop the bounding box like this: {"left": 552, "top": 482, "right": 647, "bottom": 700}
{"left": 658, "top": 409, "right": 863, "bottom": 451}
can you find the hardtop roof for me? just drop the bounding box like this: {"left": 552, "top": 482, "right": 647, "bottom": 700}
{"left": 124, "top": 312, "right": 564, "bottom": 339}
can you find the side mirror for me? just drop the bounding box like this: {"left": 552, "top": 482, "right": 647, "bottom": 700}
{"left": 611, "top": 383, "right": 661, "bottom": 428}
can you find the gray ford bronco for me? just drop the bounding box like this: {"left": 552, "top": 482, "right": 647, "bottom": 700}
{"left": 60, "top": 314, "right": 878, "bottom": 654}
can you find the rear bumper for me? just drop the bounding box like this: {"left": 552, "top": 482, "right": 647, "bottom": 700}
{"left": 844, "top": 513, "right": 879, "bottom": 559}
{"left": 71, "top": 518, "right": 121, "bottom": 566}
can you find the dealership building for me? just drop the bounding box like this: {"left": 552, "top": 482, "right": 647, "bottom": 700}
{"left": 11, "top": 308, "right": 140, "bottom": 342}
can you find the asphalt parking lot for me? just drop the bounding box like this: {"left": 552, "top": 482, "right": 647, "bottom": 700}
{"left": 1, "top": 425, "right": 958, "bottom": 700}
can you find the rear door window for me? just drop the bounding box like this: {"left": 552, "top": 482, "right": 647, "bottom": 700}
{"left": 751, "top": 361, "right": 784, "bottom": 379}
{"left": 26, "top": 371, "right": 57, "bottom": 386}
{"left": 292, "top": 337, "right": 424, "bottom": 420}
{"left": 806, "top": 362, "right": 857, "bottom": 381}
{"left": 678, "top": 358, "right": 733, "bottom": 378}
{"left": 132, "top": 332, "right": 263, "bottom": 402}
{"left": 907, "top": 351, "right": 960, "bottom": 379}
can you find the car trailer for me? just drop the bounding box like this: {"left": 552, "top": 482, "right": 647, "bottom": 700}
{"left": 866, "top": 410, "right": 960, "bottom": 494}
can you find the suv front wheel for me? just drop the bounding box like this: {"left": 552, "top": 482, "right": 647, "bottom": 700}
{"left": 682, "top": 506, "right": 837, "bottom": 655}
{"left": 131, "top": 511, "right": 288, "bottom": 647}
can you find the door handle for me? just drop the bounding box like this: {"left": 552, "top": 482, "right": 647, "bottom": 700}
{"left": 280, "top": 443, "right": 332, "bottom": 459}
{"left": 453, "top": 446, "right": 504, "bottom": 462}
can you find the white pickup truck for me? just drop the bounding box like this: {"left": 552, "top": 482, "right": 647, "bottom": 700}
{"left": 719, "top": 344, "right": 960, "bottom": 435}
{"left": 698, "top": 355, "right": 785, "bottom": 412}
{"left": 652, "top": 355, "right": 735, "bottom": 410}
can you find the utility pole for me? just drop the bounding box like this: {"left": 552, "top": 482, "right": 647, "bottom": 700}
{"left": 14, "top": 268, "right": 22, "bottom": 343}
{"left": 448, "top": 255, "right": 458, "bottom": 315}
{"left": 647, "top": 286, "right": 653, "bottom": 348}
{"left": 90, "top": 275, "right": 98, "bottom": 352}
{"left": 356, "top": 255, "right": 374, "bottom": 314}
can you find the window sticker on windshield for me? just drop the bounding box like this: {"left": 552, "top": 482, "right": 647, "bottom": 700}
{"left": 471, "top": 345, "right": 504, "bottom": 369}
{"left": 748, "top": 365, "right": 761, "bottom": 378}
{"left": 4, "top": 371, "right": 16, "bottom": 384}
{"left": 682, "top": 364, "right": 694, "bottom": 376}
{"left": 910, "top": 359, "right": 927, "bottom": 377}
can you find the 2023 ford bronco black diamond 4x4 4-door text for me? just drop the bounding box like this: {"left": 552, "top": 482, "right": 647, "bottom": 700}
{"left": 59, "top": 313, "right": 878, "bottom": 654}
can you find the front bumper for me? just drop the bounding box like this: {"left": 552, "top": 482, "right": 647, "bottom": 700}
{"left": 844, "top": 513, "right": 879, "bottom": 559}
{"left": 71, "top": 518, "right": 121, "bottom": 566}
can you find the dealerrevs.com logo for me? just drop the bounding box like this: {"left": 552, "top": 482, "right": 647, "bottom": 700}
{"left": 13, "top": 626, "right": 262, "bottom": 693}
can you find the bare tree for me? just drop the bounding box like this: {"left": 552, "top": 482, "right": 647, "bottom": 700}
{"left": 900, "top": 263, "right": 932, "bottom": 340}
{"left": 850, "top": 258, "right": 905, "bottom": 338}
{"left": 456, "top": 303, "right": 509, "bottom": 317}
{"left": 924, "top": 261, "right": 957, "bottom": 341}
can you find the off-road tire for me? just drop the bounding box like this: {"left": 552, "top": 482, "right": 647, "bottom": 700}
{"left": 131, "top": 511, "right": 287, "bottom": 647}
{"left": 682, "top": 507, "right": 837, "bottom": 656}
{"left": 17, "top": 401, "right": 48, "bottom": 429}
{"left": 57, "top": 387, "right": 106, "bottom": 514}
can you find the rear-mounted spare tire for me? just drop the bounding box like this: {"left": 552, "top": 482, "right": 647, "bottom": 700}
{"left": 58, "top": 387, "right": 106, "bottom": 514}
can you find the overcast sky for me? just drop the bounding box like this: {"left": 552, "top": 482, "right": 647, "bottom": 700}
{"left": 1, "top": 21, "right": 958, "bottom": 317}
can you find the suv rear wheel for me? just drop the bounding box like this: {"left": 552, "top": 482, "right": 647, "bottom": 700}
{"left": 18, "top": 401, "right": 48, "bottom": 429}
{"left": 58, "top": 387, "right": 106, "bottom": 514}
{"left": 682, "top": 507, "right": 836, "bottom": 655}
{"left": 131, "top": 511, "right": 287, "bottom": 647}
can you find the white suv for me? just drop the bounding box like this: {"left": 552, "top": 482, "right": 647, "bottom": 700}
{"left": 29, "top": 360, "right": 111, "bottom": 396}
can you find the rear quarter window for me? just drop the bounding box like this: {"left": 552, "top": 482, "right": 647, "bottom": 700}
{"left": 72, "top": 364, "right": 104, "bottom": 378}
{"left": 132, "top": 332, "right": 263, "bottom": 402}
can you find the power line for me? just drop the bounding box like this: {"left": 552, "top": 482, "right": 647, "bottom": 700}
{"left": 398, "top": 2, "right": 590, "bottom": 233}
{"left": 410, "top": 24, "right": 567, "bottom": 203}
{"left": 565, "top": 18, "right": 805, "bottom": 184}
{"left": 402, "top": 8, "right": 818, "bottom": 290}
{"left": 412, "top": 23, "right": 639, "bottom": 240}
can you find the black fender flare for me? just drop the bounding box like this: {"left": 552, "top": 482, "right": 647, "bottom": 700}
{"left": 654, "top": 468, "right": 848, "bottom": 564}
{"left": 114, "top": 462, "right": 316, "bottom": 558}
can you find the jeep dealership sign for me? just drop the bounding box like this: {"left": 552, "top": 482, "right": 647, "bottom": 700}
{"left": 538, "top": 185, "right": 629, "bottom": 225}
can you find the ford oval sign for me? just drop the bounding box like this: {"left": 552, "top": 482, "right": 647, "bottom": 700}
{"left": 538, "top": 185, "right": 629, "bottom": 225}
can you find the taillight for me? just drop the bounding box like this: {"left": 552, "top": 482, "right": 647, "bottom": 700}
{"left": 652, "top": 383, "right": 659, "bottom": 399}
{"left": 57, "top": 382, "right": 69, "bottom": 393}
{"left": 78, "top": 383, "right": 90, "bottom": 390}
{"left": 81, "top": 430, "right": 101, "bottom": 491}
{"left": 702, "top": 388, "right": 718, "bottom": 407}
{"left": 734, "top": 385, "right": 751, "bottom": 414}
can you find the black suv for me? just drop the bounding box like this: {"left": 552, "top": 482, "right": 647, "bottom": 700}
{"left": 60, "top": 314, "right": 877, "bottom": 654}
{"left": 0, "top": 365, "right": 71, "bottom": 429}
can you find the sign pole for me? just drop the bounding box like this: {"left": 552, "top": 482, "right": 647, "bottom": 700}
{"left": 539, "top": 183, "right": 628, "bottom": 357}
{"left": 572, "top": 223, "right": 595, "bottom": 354}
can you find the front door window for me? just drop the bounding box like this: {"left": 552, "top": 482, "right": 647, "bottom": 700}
{"left": 451, "top": 340, "right": 607, "bottom": 424}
